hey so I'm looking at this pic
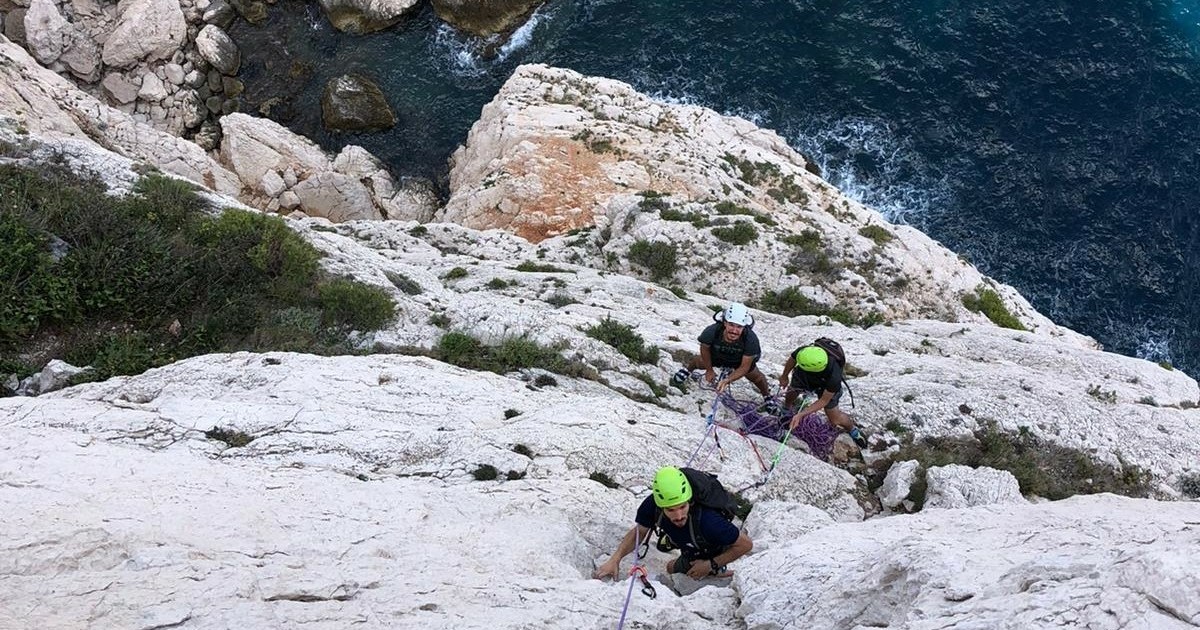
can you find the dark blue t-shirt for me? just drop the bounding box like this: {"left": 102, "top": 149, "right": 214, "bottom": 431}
{"left": 698, "top": 323, "right": 761, "bottom": 368}
{"left": 634, "top": 496, "right": 739, "bottom": 555}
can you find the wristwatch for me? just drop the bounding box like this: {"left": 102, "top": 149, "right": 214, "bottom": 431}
{"left": 709, "top": 559, "right": 720, "bottom": 575}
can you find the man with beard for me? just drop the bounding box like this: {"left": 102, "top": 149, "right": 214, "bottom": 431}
{"left": 592, "top": 467, "right": 753, "bottom": 581}
{"left": 671, "top": 302, "right": 775, "bottom": 410}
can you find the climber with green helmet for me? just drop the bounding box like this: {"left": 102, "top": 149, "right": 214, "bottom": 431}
{"left": 593, "top": 466, "right": 753, "bottom": 581}
{"left": 780, "top": 342, "right": 868, "bottom": 449}
{"left": 671, "top": 302, "right": 775, "bottom": 409}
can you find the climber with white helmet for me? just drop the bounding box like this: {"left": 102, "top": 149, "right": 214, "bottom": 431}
{"left": 671, "top": 302, "right": 774, "bottom": 406}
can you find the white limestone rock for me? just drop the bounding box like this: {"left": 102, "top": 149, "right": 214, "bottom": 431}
{"left": 924, "top": 464, "right": 1027, "bottom": 509}
{"left": 290, "top": 171, "right": 383, "bottom": 221}
{"left": 101, "top": 0, "right": 187, "bottom": 68}
{"left": 137, "top": 71, "right": 167, "bottom": 102}
{"left": 737, "top": 495, "right": 1200, "bottom": 629}
{"left": 23, "top": 0, "right": 69, "bottom": 64}
{"left": 101, "top": 71, "right": 139, "bottom": 104}
{"left": 0, "top": 40, "right": 240, "bottom": 194}
{"left": 878, "top": 459, "right": 920, "bottom": 509}
{"left": 34, "top": 359, "right": 90, "bottom": 395}
{"left": 194, "top": 23, "right": 239, "bottom": 75}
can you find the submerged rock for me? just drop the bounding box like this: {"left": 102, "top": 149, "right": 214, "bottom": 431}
{"left": 431, "top": 0, "right": 544, "bottom": 38}
{"left": 320, "top": 73, "right": 396, "bottom": 133}
{"left": 317, "top": 0, "right": 421, "bottom": 34}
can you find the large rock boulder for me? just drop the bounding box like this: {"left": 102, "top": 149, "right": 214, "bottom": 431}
{"left": 22, "top": 0, "right": 69, "bottom": 64}
{"left": 320, "top": 74, "right": 396, "bottom": 132}
{"left": 924, "top": 464, "right": 1027, "bottom": 509}
{"left": 431, "top": 0, "right": 544, "bottom": 37}
{"left": 317, "top": 0, "right": 422, "bottom": 34}
{"left": 100, "top": 0, "right": 186, "bottom": 68}
{"left": 194, "top": 24, "right": 240, "bottom": 76}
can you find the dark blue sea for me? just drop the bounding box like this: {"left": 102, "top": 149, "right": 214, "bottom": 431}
{"left": 231, "top": 0, "right": 1200, "bottom": 376}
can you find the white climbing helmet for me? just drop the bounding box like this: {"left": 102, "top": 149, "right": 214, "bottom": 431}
{"left": 723, "top": 302, "right": 752, "bottom": 326}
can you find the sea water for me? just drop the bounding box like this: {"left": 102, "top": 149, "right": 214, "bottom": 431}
{"left": 231, "top": 0, "right": 1200, "bottom": 375}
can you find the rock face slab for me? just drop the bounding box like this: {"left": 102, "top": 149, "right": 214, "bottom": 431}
{"left": 431, "top": 0, "right": 544, "bottom": 37}
{"left": 924, "top": 464, "right": 1027, "bottom": 509}
{"left": 738, "top": 494, "right": 1200, "bottom": 629}
{"left": 100, "top": 0, "right": 186, "bottom": 68}
{"left": 317, "top": 0, "right": 421, "bottom": 33}
{"left": 320, "top": 73, "right": 396, "bottom": 132}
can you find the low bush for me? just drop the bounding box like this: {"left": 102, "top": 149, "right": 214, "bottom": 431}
{"left": 514, "top": 261, "right": 570, "bottom": 273}
{"left": 205, "top": 426, "right": 255, "bottom": 448}
{"left": 859, "top": 224, "right": 895, "bottom": 246}
{"left": 472, "top": 464, "right": 499, "bottom": 481}
{"left": 710, "top": 222, "right": 758, "bottom": 245}
{"left": 627, "top": 240, "right": 678, "bottom": 282}
{"left": 0, "top": 165, "right": 396, "bottom": 381}
{"left": 962, "top": 287, "right": 1026, "bottom": 331}
{"left": 894, "top": 421, "right": 1153, "bottom": 507}
{"left": 584, "top": 318, "right": 660, "bottom": 364}
{"left": 385, "top": 271, "right": 423, "bottom": 295}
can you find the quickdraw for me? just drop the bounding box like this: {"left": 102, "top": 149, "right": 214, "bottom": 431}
{"left": 630, "top": 565, "right": 656, "bottom": 599}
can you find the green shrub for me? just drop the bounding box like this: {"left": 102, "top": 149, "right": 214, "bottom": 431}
{"left": 638, "top": 191, "right": 670, "bottom": 212}
{"left": 408, "top": 225, "right": 428, "bottom": 237}
{"left": 434, "top": 331, "right": 574, "bottom": 376}
{"left": 515, "top": 261, "right": 570, "bottom": 273}
{"left": 962, "top": 287, "right": 1026, "bottom": 331}
{"left": 444, "top": 267, "right": 469, "bottom": 280}
{"left": 859, "top": 224, "right": 895, "bottom": 246}
{"left": 472, "top": 464, "right": 499, "bottom": 481}
{"left": 752, "top": 287, "right": 823, "bottom": 317}
{"left": 205, "top": 426, "right": 255, "bottom": 448}
{"left": 436, "top": 331, "right": 484, "bottom": 368}
{"left": 585, "top": 318, "right": 659, "bottom": 364}
{"left": 428, "top": 312, "right": 451, "bottom": 328}
{"left": 711, "top": 222, "right": 758, "bottom": 245}
{"left": 589, "top": 472, "right": 620, "bottom": 488}
{"left": 782, "top": 230, "right": 822, "bottom": 250}
{"left": 1180, "top": 472, "right": 1200, "bottom": 498}
{"left": 627, "top": 240, "right": 678, "bottom": 282}
{"left": 545, "top": 293, "right": 580, "bottom": 308}
{"left": 0, "top": 164, "right": 398, "bottom": 379}
{"left": 660, "top": 207, "right": 708, "bottom": 226}
{"left": 318, "top": 279, "right": 395, "bottom": 330}
{"left": 486, "top": 278, "right": 511, "bottom": 289}
{"left": 714, "top": 201, "right": 755, "bottom": 216}
{"left": 894, "top": 422, "right": 1153, "bottom": 505}
{"left": 385, "top": 270, "right": 423, "bottom": 295}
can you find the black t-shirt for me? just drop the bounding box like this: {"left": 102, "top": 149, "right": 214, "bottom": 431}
{"left": 698, "top": 323, "right": 761, "bottom": 368}
{"left": 790, "top": 346, "right": 843, "bottom": 394}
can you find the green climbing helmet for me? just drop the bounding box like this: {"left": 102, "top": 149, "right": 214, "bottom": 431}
{"left": 796, "top": 346, "right": 828, "bottom": 372}
{"left": 652, "top": 466, "right": 693, "bottom": 508}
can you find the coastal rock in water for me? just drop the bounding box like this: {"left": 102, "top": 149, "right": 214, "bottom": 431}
{"left": 431, "top": 0, "right": 544, "bottom": 38}
{"left": 924, "top": 464, "right": 1027, "bottom": 509}
{"left": 320, "top": 74, "right": 396, "bottom": 133}
{"left": 101, "top": 0, "right": 187, "bottom": 68}
{"left": 22, "top": 0, "right": 69, "bottom": 64}
{"left": 194, "top": 24, "right": 240, "bottom": 76}
{"left": 317, "top": 0, "right": 422, "bottom": 34}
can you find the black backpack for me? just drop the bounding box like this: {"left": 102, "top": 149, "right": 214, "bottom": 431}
{"left": 808, "top": 337, "right": 854, "bottom": 407}
{"left": 813, "top": 337, "right": 846, "bottom": 367}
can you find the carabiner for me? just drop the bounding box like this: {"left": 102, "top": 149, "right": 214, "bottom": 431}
{"left": 630, "top": 565, "right": 656, "bottom": 599}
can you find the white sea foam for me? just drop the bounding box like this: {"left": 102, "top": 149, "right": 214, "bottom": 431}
{"left": 786, "top": 116, "right": 956, "bottom": 225}
{"left": 430, "top": 8, "right": 548, "bottom": 78}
